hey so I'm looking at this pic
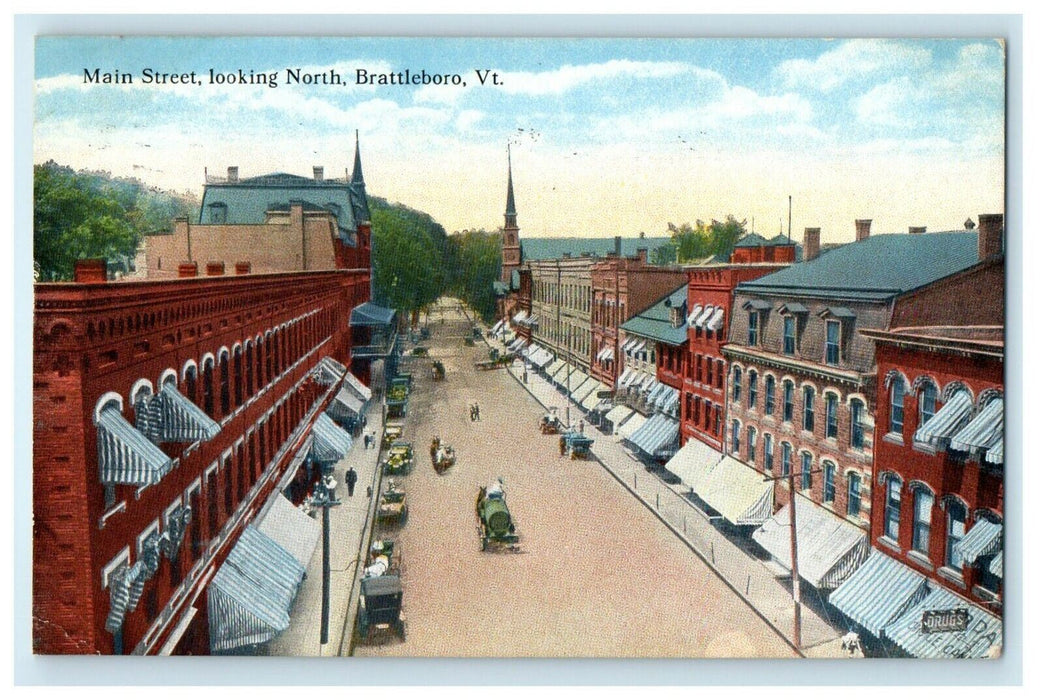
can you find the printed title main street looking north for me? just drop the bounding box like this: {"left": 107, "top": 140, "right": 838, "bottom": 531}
{"left": 83, "top": 68, "right": 503, "bottom": 89}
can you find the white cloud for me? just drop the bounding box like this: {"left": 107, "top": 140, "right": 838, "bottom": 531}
{"left": 852, "top": 77, "right": 916, "bottom": 128}
{"left": 774, "top": 40, "right": 932, "bottom": 92}
{"left": 498, "top": 59, "right": 706, "bottom": 96}
{"left": 455, "top": 109, "right": 485, "bottom": 132}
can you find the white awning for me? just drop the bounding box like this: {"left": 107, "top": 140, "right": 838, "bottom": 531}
{"left": 626, "top": 413, "right": 679, "bottom": 459}
{"left": 605, "top": 404, "right": 635, "bottom": 427}
{"left": 512, "top": 310, "right": 528, "bottom": 324}
{"left": 546, "top": 359, "right": 566, "bottom": 377}
{"left": 914, "top": 391, "right": 972, "bottom": 447}
{"left": 615, "top": 412, "right": 647, "bottom": 441}
{"left": 581, "top": 383, "right": 613, "bottom": 411}
{"left": 693, "top": 455, "right": 774, "bottom": 526}
{"left": 490, "top": 320, "right": 505, "bottom": 335}
{"left": 694, "top": 305, "right": 716, "bottom": 328}
{"left": 256, "top": 494, "right": 321, "bottom": 569}
{"left": 571, "top": 376, "right": 601, "bottom": 403}
{"left": 551, "top": 363, "right": 571, "bottom": 385}
{"left": 97, "top": 406, "right": 174, "bottom": 486}
{"left": 883, "top": 585, "right": 1002, "bottom": 659}
{"left": 313, "top": 356, "right": 347, "bottom": 386}
{"left": 829, "top": 549, "right": 931, "bottom": 637}
{"left": 706, "top": 307, "right": 725, "bottom": 332}
{"left": 342, "top": 371, "right": 372, "bottom": 403}
{"left": 621, "top": 337, "right": 640, "bottom": 354}
{"left": 616, "top": 367, "right": 635, "bottom": 388}
{"left": 208, "top": 526, "right": 306, "bottom": 652}
{"left": 956, "top": 518, "right": 1002, "bottom": 564}
{"left": 566, "top": 371, "right": 593, "bottom": 396}
{"left": 950, "top": 397, "right": 1003, "bottom": 460}
{"left": 686, "top": 305, "right": 704, "bottom": 327}
{"left": 327, "top": 385, "right": 364, "bottom": 421}
{"left": 311, "top": 413, "right": 353, "bottom": 464}
{"left": 664, "top": 438, "right": 722, "bottom": 490}
{"left": 752, "top": 497, "right": 870, "bottom": 589}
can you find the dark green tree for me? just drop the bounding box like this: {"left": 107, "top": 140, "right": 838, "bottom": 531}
{"left": 370, "top": 199, "right": 448, "bottom": 327}
{"left": 446, "top": 229, "right": 502, "bottom": 322}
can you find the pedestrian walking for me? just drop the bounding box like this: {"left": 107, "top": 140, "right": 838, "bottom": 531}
{"left": 578, "top": 420, "right": 584, "bottom": 434}
{"left": 345, "top": 466, "right": 358, "bottom": 497}
{"left": 475, "top": 403, "right": 480, "bottom": 421}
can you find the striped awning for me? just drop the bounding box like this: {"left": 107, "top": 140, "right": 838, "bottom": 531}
{"left": 571, "top": 376, "right": 601, "bottom": 403}
{"left": 635, "top": 373, "right": 657, "bottom": 393}
{"left": 105, "top": 561, "right": 146, "bottom": 633}
{"left": 661, "top": 388, "right": 680, "bottom": 416}
{"left": 144, "top": 384, "right": 221, "bottom": 443}
{"left": 311, "top": 413, "right": 353, "bottom": 464}
{"left": 914, "top": 391, "right": 972, "bottom": 448}
{"left": 615, "top": 412, "right": 647, "bottom": 441}
{"left": 616, "top": 367, "right": 635, "bottom": 388}
{"left": 692, "top": 455, "right": 773, "bottom": 525}
{"left": 950, "top": 397, "right": 1003, "bottom": 461}
{"left": 664, "top": 437, "right": 721, "bottom": 491}
{"left": 752, "top": 497, "right": 870, "bottom": 589}
{"left": 342, "top": 371, "right": 372, "bottom": 403}
{"left": 546, "top": 359, "right": 566, "bottom": 378}
{"left": 686, "top": 305, "right": 704, "bottom": 327}
{"left": 97, "top": 406, "right": 174, "bottom": 486}
{"left": 882, "top": 585, "right": 1002, "bottom": 659}
{"left": 208, "top": 526, "right": 306, "bottom": 652}
{"left": 694, "top": 305, "right": 716, "bottom": 328}
{"left": 621, "top": 337, "right": 641, "bottom": 354}
{"left": 491, "top": 320, "right": 505, "bottom": 335}
{"left": 512, "top": 310, "right": 528, "bottom": 324}
{"left": 581, "top": 383, "right": 613, "bottom": 411}
{"left": 956, "top": 519, "right": 1003, "bottom": 564}
{"left": 313, "top": 356, "right": 347, "bottom": 386}
{"left": 596, "top": 346, "right": 614, "bottom": 362}
{"left": 257, "top": 494, "right": 321, "bottom": 569}
{"left": 327, "top": 385, "right": 364, "bottom": 421}
{"left": 828, "top": 549, "right": 930, "bottom": 636}
{"left": 706, "top": 307, "right": 725, "bottom": 332}
{"left": 626, "top": 413, "right": 679, "bottom": 459}
{"left": 989, "top": 551, "right": 1003, "bottom": 577}
{"left": 605, "top": 404, "right": 635, "bottom": 427}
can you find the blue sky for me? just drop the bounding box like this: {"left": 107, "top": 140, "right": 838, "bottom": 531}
{"left": 34, "top": 36, "right": 1006, "bottom": 242}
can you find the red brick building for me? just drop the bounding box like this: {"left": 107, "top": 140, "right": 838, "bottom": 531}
{"left": 33, "top": 265, "right": 371, "bottom": 655}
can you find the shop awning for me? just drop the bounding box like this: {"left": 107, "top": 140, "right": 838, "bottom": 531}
{"left": 989, "top": 551, "right": 1003, "bottom": 577}
{"left": 551, "top": 363, "right": 571, "bottom": 386}
{"left": 914, "top": 391, "right": 972, "bottom": 448}
{"left": 950, "top": 397, "right": 1003, "bottom": 460}
{"left": 97, "top": 406, "right": 174, "bottom": 486}
{"left": 627, "top": 413, "right": 679, "bottom": 459}
{"left": 350, "top": 302, "right": 395, "bottom": 327}
{"left": 546, "top": 359, "right": 566, "bottom": 378}
{"left": 664, "top": 438, "right": 721, "bottom": 491}
{"left": 828, "top": 549, "right": 930, "bottom": 636}
{"left": 256, "top": 494, "right": 321, "bottom": 569}
{"left": 956, "top": 519, "right": 1003, "bottom": 564}
{"left": 694, "top": 455, "right": 774, "bottom": 525}
{"left": 490, "top": 320, "right": 505, "bottom": 335}
{"left": 150, "top": 384, "right": 221, "bottom": 443}
{"left": 686, "top": 305, "right": 704, "bottom": 327}
{"left": 694, "top": 305, "right": 716, "bottom": 328}
{"left": 605, "top": 404, "right": 635, "bottom": 427}
{"left": 616, "top": 367, "right": 635, "bottom": 388}
{"left": 509, "top": 338, "right": 527, "bottom": 353}
{"left": 571, "top": 376, "right": 601, "bottom": 403}
{"left": 752, "top": 498, "right": 870, "bottom": 589}
{"left": 615, "top": 412, "right": 647, "bottom": 442}
{"left": 622, "top": 337, "right": 641, "bottom": 354}
{"left": 596, "top": 346, "right": 614, "bottom": 362}
{"left": 208, "top": 526, "right": 306, "bottom": 652}
{"left": 581, "top": 383, "right": 613, "bottom": 411}
{"left": 512, "top": 310, "right": 528, "bottom": 324}
{"left": 342, "top": 371, "right": 372, "bottom": 403}
{"left": 882, "top": 585, "right": 1002, "bottom": 659}
{"left": 706, "top": 307, "right": 725, "bottom": 332}
{"left": 593, "top": 399, "right": 615, "bottom": 413}
{"left": 311, "top": 413, "right": 353, "bottom": 464}
{"left": 313, "top": 356, "right": 347, "bottom": 386}
{"left": 531, "top": 347, "right": 554, "bottom": 368}
{"left": 326, "top": 385, "right": 364, "bottom": 421}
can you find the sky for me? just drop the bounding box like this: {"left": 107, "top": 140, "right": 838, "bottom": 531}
{"left": 33, "top": 36, "right": 1006, "bottom": 243}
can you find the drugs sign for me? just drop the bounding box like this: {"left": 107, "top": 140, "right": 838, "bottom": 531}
{"left": 922, "top": 608, "right": 969, "bottom": 634}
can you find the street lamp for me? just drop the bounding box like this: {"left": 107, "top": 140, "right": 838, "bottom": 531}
{"left": 306, "top": 472, "right": 342, "bottom": 646}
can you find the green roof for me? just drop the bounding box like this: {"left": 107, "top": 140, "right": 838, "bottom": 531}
{"left": 620, "top": 284, "right": 689, "bottom": 345}
{"left": 738, "top": 232, "right": 979, "bottom": 301}
{"left": 734, "top": 232, "right": 771, "bottom": 248}
{"left": 520, "top": 236, "right": 672, "bottom": 262}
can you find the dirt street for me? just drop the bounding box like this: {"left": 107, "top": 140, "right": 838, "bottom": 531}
{"left": 354, "top": 299, "right": 796, "bottom": 658}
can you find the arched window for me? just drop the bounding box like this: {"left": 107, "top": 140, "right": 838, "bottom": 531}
{"left": 748, "top": 370, "right": 758, "bottom": 410}
{"left": 265, "top": 333, "right": 273, "bottom": 384}
{"left": 763, "top": 434, "right": 774, "bottom": 472}
{"left": 233, "top": 346, "right": 243, "bottom": 408}
{"left": 912, "top": 486, "right": 933, "bottom": 553}
{"left": 825, "top": 393, "right": 839, "bottom": 439}
{"left": 850, "top": 399, "right": 866, "bottom": 450}
{"left": 782, "top": 380, "right": 795, "bottom": 422}
{"left": 202, "top": 358, "right": 215, "bottom": 418}
{"left": 822, "top": 461, "right": 836, "bottom": 503}
{"left": 245, "top": 342, "right": 254, "bottom": 396}
{"left": 746, "top": 426, "right": 757, "bottom": 462}
{"left": 765, "top": 375, "right": 776, "bottom": 415}
{"left": 847, "top": 472, "right": 863, "bottom": 517}
{"left": 883, "top": 474, "right": 902, "bottom": 540}
{"left": 781, "top": 442, "right": 792, "bottom": 477}
{"left": 919, "top": 382, "right": 938, "bottom": 428}
{"left": 803, "top": 385, "right": 815, "bottom": 432}
{"left": 184, "top": 364, "right": 199, "bottom": 406}
{"left": 731, "top": 419, "right": 741, "bottom": 454}
{"left": 945, "top": 499, "right": 967, "bottom": 569}
{"left": 890, "top": 378, "right": 907, "bottom": 434}
{"left": 732, "top": 366, "right": 742, "bottom": 402}
{"left": 801, "top": 451, "right": 813, "bottom": 490}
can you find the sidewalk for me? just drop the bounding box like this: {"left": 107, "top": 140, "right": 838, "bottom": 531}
{"left": 268, "top": 400, "right": 385, "bottom": 657}
{"left": 491, "top": 335, "right": 847, "bottom": 657}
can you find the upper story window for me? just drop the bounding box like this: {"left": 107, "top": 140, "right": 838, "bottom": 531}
{"left": 783, "top": 316, "right": 797, "bottom": 355}
{"left": 732, "top": 367, "right": 742, "bottom": 402}
{"left": 747, "top": 426, "right": 757, "bottom": 462}
{"left": 747, "top": 312, "right": 759, "bottom": 346}
{"left": 747, "top": 370, "right": 758, "bottom": 410}
{"left": 825, "top": 393, "right": 838, "bottom": 439}
{"left": 945, "top": 500, "right": 967, "bottom": 570}
{"left": 800, "top": 452, "right": 813, "bottom": 490}
{"left": 884, "top": 475, "right": 902, "bottom": 540}
{"left": 782, "top": 380, "right": 794, "bottom": 422}
{"left": 207, "top": 202, "right": 228, "bottom": 224}
{"left": 847, "top": 472, "right": 862, "bottom": 518}
{"left": 765, "top": 375, "right": 776, "bottom": 415}
{"left": 731, "top": 419, "right": 741, "bottom": 454}
{"left": 919, "top": 383, "right": 938, "bottom": 428}
{"left": 763, "top": 434, "right": 774, "bottom": 473}
{"left": 890, "top": 379, "right": 906, "bottom": 435}
{"left": 781, "top": 442, "right": 792, "bottom": 477}
{"left": 825, "top": 320, "right": 841, "bottom": 366}
{"left": 802, "top": 386, "right": 815, "bottom": 432}
{"left": 912, "top": 487, "right": 933, "bottom": 553}
{"left": 823, "top": 461, "right": 836, "bottom": 503}
{"left": 850, "top": 399, "right": 866, "bottom": 450}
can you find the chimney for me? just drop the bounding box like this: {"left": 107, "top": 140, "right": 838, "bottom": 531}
{"left": 206, "top": 261, "right": 226, "bottom": 276}
{"left": 178, "top": 262, "right": 198, "bottom": 278}
{"left": 235, "top": 262, "right": 251, "bottom": 275}
{"left": 313, "top": 166, "right": 324, "bottom": 182}
{"left": 908, "top": 226, "right": 927, "bottom": 234}
{"left": 73, "top": 259, "right": 107, "bottom": 283}
{"left": 855, "top": 219, "right": 872, "bottom": 242}
{"left": 978, "top": 214, "right": 1004, "bottom": 260}
{"left": 803, "top": 227, "right": 821, "bottom": 261}
{"left": 562, "top": 252, "right": 571, "bottom": 259}
{"left": 614, "top": 235, "right": 622, "bottom": 257}
{"left": 227, "top": 166, "right": 239, "bottom": 183}
{"left": 636, "top": 247, "right": 648, "bottom": 263}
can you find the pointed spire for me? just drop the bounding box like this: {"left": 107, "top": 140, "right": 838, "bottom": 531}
{"left": 503, "top": 143, "right": 515, "bottom": 218}
{"left": 351, "top": 129, "right": 365, "bottom": 185}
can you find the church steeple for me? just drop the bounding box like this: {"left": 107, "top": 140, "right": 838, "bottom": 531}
{"left": 505, "top": 144, "right": 517, "bottom": 229}
{"left": 351, "top": 129, "right": 365, "bottom": 185}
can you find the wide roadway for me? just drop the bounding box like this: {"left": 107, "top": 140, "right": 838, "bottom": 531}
{"left": 354, "top": 299, "right": 796, "bottom": 658}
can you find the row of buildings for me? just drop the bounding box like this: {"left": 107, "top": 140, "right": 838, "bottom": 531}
{"left": 33, "top": 138, "right": 397, "bottom": 654}
{"left": 494, "top": 159, "right": 1005, "bottom": 658}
